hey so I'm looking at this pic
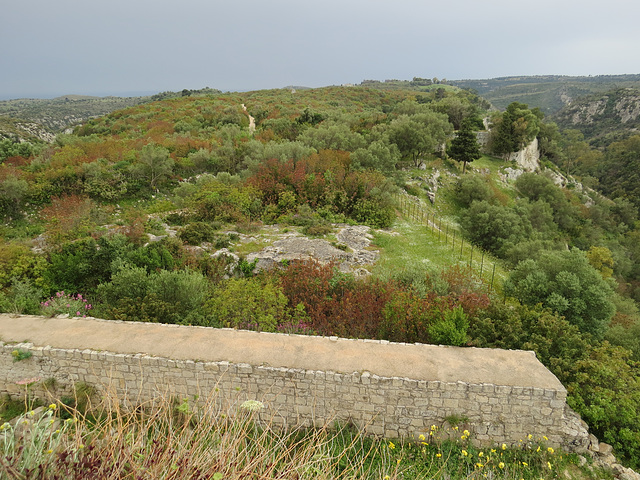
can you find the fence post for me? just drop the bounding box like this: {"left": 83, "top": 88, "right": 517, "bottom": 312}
{"left": 480, "top": 252, "right": 485, "bottom": 276}
{"left": 491, "top": 263, "right": 496, "bottom": 291}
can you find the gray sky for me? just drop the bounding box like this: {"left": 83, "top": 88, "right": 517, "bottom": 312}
{"left": 2, "top": 0, "right": 640, "bottom": 99}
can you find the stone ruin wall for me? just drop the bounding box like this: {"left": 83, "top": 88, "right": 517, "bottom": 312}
{"left": 0, "top": 340, "right": 588, "bottom": 450}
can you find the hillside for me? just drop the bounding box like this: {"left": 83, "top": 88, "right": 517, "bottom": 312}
{"left": 550, "top": 87, "right": 640, "bottom": 146}
{"left": 0, "top": 95, "right": 149, "bottom": 134}
{"left": 449, "top": 74, "right": 640, "bottom": 115}
{"left": 0, "top": 85, "right": 640, "bottom": 470}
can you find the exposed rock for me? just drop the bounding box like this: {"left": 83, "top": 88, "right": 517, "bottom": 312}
{"left": 15, "top": 122, "right": 56, "bottom": 143}
{"left": 246, "top": 225, "right": 379, "bottom": 274}
{"left": 508, "top": 137, "right": 540, "bottom": 171}
{"left": 501, "top": 167, "right": 524, "bottom": 182}
{"left": 598, "top": 442, "right": 614, "bottom": 457}
{"left": 620, "top": 468, "right": 640, "bottom": 480}
{"left": 561, "top": 406, "right": 590, "bottom": 453}
{"left": 211, "top": 248, "right": 240, "bottom": 276}
{"left": 146, "top": 233, "right": 167, "bottom": 244}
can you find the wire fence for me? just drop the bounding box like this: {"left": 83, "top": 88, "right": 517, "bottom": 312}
{"left": 395, "top": 194, "right": 500, "bottom": 291}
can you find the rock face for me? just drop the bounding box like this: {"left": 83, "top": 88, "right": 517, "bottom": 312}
{"left": 247, "top": 225, "right": 379, "bottom": 274}
{"left": 550, "top": 87, "right": 640, "bottom": 145}
{"left": 508, "top": 137, "right": 540, "bottom": 171}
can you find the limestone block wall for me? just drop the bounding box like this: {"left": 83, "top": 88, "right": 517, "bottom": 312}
{"left": 0, "top": 340, "right": 577, "bottom": 448}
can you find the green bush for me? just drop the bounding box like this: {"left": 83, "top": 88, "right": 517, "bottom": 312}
{"left": 351, "top": 198, "right": 394, "bottom": 228}
{"left": 303, "top": 224, "right": 332, "bottom": 237}
{"left": 0, "top": 278, "right": 42, "bottom": 315}
{"left": 204, "top": 277, "right": 290, "bottom": 332}
{"left": 178, "top": 222, "right": 216, "bottom": 245}
{"left": 96, "top": 263, "right": 208, "bottom": 324}
{"left": 454, "top": 174, "right": 494, "bottom": 208}
{"left": 504, "top": 249, "right": 615, "bottom": 339}
{"left": 428, "top": 306, "right": 469, "bottom": 346}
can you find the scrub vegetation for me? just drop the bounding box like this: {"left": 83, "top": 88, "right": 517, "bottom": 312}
{"left": 1, "top": 82, "right": 640, "bottom": 471}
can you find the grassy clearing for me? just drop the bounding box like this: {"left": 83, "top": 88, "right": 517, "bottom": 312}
{"left": 373, "top": 215, "right": 509, "bottom": 292}
{"left": 471, "top": 155, "right": 508, "bottom": 175}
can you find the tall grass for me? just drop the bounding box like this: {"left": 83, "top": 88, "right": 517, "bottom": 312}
{"left": 0, "top": 389, "right": 597, "bottom": 480}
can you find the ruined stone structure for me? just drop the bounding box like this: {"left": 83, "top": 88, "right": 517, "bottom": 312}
{"left": 0, "top": 315, "right": 590, "bottom": 451}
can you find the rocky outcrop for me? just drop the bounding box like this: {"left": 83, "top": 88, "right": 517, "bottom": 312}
{"left": 507, "top": 137, "right": 540, "bottom": 171}
{"left": 246, "top": 225, "right": 379, "bottom": 274}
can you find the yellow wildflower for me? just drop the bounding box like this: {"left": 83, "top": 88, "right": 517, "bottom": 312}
{"left": 528, "top": 434, "right": 533, "bottom": 440}
{"left": 476, "top": 463, "right": 484, "bottom": 468}
{"left": 536, "top": 446, "right": 541, "bottom": 452}
{"left": 547, "top": 447, "right": 554, "bottom": 454}
{"left": 384, "top": 476, "right": 390, "bottom": 480}
{"left": 463, "top": 429, "right": 470, "bottom": 436}
{"left": 501, "top": 443, "right": 507, "bottom": 450}
{"left": 431, "top": 425, "right": 437, "bottom": 431}
{"left": 478, "top": 451, "right": 484, "bottom": 457}
{"left": 522, "top": 462, "right": 528, "bottom": 467}
{"left": 46, "top": 449, "right": 53, "bottom": 454}
{"left": 436, "top": 453, "right": 442, "bottom": 458}
{"left": 388, "top": 441, "right": 395, "bottom": 450}
{"left": 498, "top": 462, "right": 505, "bottom": 469}
{"left": 48, "top": 403, "right": 57, "bottom": 410}
{"left": 543, "top": 435, "right": 548, "bottom": 440}
{"left": 419, "top": 434, "right": 426, "bottom": 441}
{"left": 491, "top": 449, "right": 496, "bottom": 453}
{"left": 548, "top": 461, "right": 552, "bottom": 470}
{"left": 462, "top": 450, "right": 468, "bottom": 456}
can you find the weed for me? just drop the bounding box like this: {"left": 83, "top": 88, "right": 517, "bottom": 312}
{"left": 11, "top": 348, "right": 32, "bottom": 362}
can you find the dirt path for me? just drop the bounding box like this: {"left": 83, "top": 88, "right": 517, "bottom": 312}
{"left": 241, "top": 103, "right": 255, "bottom": 134}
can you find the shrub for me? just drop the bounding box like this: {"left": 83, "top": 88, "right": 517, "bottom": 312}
{"left": 379, "top": 290, "right": 432, "bottom": 343}
{"left": 504, "top": 248, "right": 616, "bottom": 339}
{"left": 1, "top": 278, "right": 42, "bottom": 315}
{"left": 459, "top": 201, "right": 533, "bottom": 257}
{"left": 453, "top": 174, "right": 494, "bottom": 208}
{"left": 279, "top": 261, "right": 396, "bottom": 338}
{"left": 178, "top": 222, "right": 216, "bottom": 245}
{"left": 41, "top": 291, "right": 92, "bottom": 317}
{"left": 303, "top": 224, "right": 332, "bottom": 237}
{"left": 96, "top": 264, "right": 208, "bottom": 324}
{"left": 204, "top": 277, "right": 291, "bottom": 332}
{"left": 428, "top": 306, "right": 469, "bottom": 346}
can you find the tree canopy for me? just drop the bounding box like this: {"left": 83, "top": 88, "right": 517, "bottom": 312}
{"left": 490, "top": 102, "right": 542, "bottom": 158}
{"left": 448, "top": 117, "right": 481, "bottom": 172}
{"left": 504, "top": 248, "right": 616, "bottom": 338}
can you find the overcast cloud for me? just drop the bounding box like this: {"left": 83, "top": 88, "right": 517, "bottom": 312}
{"left": 2, "top": 0, "right": 640, "bottom": 99}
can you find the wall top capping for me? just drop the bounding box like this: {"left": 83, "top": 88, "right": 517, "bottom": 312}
{"left": 0, "top": 314, "right": 565, "bottom": 390}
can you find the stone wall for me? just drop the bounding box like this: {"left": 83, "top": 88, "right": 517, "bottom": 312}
{"left": 0, "top": 338, "right": 585, "bottom": 449}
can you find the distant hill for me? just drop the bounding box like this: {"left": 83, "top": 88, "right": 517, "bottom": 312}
{"left": 549, "top": 87, "right": 640, "bottom": 147}
{"left": 0, "top": 95, "right": 149, "bottom": 135}
{"left": 448, "top": 74, "right": 640, "bottom": 115}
